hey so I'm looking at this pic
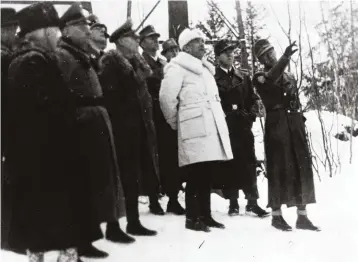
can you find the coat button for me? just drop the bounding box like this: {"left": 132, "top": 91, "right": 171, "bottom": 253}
{"left": 284, "top": 93, "right": 287, "bottom": 96}
{"left": 287, "top": 110, "right": 291, "bottom": 113}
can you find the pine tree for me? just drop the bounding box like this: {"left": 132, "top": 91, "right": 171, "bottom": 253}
{"left": 244, "top": 1, "right": 266, "bottom": 74}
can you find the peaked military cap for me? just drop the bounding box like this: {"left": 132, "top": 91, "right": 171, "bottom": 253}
{"left": 109, "top": 18, "right": 139, "bottom": 43}
{"left": 89, "top": 15, "right": 109, "bottom": 38}
{"left": 1, "top": 8, "right": 17, "bottom": 27}
{"left": 60, "top": 2, "right": 94, "bottom": 28}
{"left": 139, "top": 25, "right": 160, "bottom": 42}
{"left": 161, "top": 38, "right": 179, "bottom": 55}
{"left": 16, "top": 2, "right": 60, "bottom": 37}
{"left": 254, "top": 39, "right": 274, "bottom": 58}
{"left": 214, "top": 39, "right": 237, "bottom": 56}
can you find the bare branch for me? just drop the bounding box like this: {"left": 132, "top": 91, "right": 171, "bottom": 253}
{"left": 269, "top": 3, "right": 289, "bottom": 39}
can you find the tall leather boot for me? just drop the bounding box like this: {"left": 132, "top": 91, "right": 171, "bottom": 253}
{"left": 126, "top": 220, "right": 157, "bottom": 236}
{"left": 78, "top": 244, "right": 108, "bottom": 258}
{"left": 167, "top": 196, "right": 185, "bottom": 215}
{"left": 199, "top": 188, "right": 225, "bottom": 229}
{"left": 149, "top": 195, "right": 164, "bottom": 215}
{"left": 106, "top": 221, "right": 135, "bottom": 243}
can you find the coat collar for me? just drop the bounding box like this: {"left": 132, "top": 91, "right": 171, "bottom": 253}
{"left": 215, "top": 66, "right": 244, "bottom": 80}
{"left": 58, "top": 36, "right": 91, "bottom": 66}
{"left": 171, "top": 51, "right": 215, "bottom": 75}
{"left": 142, "top": 51, "right": 166, "bottom": 67}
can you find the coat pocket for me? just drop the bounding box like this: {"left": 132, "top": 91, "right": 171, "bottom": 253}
{"left": 179, "top": 108, "right": 207, "bottom": 141}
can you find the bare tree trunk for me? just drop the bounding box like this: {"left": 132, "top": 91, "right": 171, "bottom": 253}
{"left": 127, "top": 0, "right": 132, "bottom": 19}
{"left": 320, "top": 1, "right": 341, "bottom": 113}
{"left": 250, "top": 26, "right": 256, "bottom": 75}
{"left": 286, "top": 1, "right": 292, "bottom": 72}
{"left": 297, "top": 0, "right": 304, "bottom": 91}
{"left": 270, "top": 1, "right": 292, "bottom": 71}
{"left": 304, "top": 6, "right": 336, "bottom": 177}
{"left": 235, "top": 0, "right": 249, "bottom": 70}
{"left": 349, "top": 0, "right": 356, "bottom": 164}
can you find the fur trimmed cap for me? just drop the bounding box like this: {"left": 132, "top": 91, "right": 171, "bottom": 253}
{"left": 1, "top": 8, "right": 17, "bottom": 27}
{"left": 178, "top": 28, "right": 205, "bottom": 50}
{"left": 254, "top": 39, "right": 274, "bottom": 58}
{"left": 16, "top": 2, "right": 60, "bottom": 37}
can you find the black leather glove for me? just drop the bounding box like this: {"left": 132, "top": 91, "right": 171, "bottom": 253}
{"left": 284, "top": 41, "right": 298, "bottom": 57}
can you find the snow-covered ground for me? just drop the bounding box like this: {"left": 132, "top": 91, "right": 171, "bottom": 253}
{"left": 2, "top": 111, "right": 357, "bottom": 262}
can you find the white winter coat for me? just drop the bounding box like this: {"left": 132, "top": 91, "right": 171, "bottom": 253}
{"left": 159, "top": 52, "right": 233, "bottom": 167}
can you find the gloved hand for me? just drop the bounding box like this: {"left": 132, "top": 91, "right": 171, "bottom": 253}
{"left": 284, "top": 41, "right": 298, "bottom": 57}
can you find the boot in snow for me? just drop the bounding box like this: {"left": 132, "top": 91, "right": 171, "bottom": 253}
{"left": 185, "top": 218, "right": 211, "bottom": 232}
{"left": 296, "top": 215, "right": 321, "bottom": 231}
{"left": 167, "top": 199, "right": 185, "bottom": 215}
{"left": 106, "top": 222, "right": 136, "bottom": 243}
{"left": 201, "top": 216, "right": 225, "bottom": 229}
{"left": 272, "top": 215, "right": 292, "bottom": 231}
{"left": 149, "top": 198, "right": 165, "bottom": 215}
{"left": 246, "top": 204, "right": 270, "bottom": 218}
{"left": 126, "top": 221, "right": 157, "bottom": 236}
{"left": 78, "top": 244, "right": 108, "bottom": 258}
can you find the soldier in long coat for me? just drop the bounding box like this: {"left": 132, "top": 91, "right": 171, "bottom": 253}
{"left": 98, "top": 19, "right": 159, "bottom": 236}
{"left": 213, "top": 40, "right": 269, "bottom": 218}
{"left": 64, "top": 14, "right": 134, "bottom": 260}
{"left": 252, "top": 39, "right": 320, "bottom": 231}
{"left": 6, "top": 3, "right": 95, "bottom": 261}
{"left": 160, "top": 28, "right": 233, "bottom": 232}
{"left": 140, "top": 26, "right": 185, "bottom": 215}
{"left": 56, "top": 2, "right": 127, "bottom": 252}
{"left": 1, "top": 7, "right": 18, "bottom": 251}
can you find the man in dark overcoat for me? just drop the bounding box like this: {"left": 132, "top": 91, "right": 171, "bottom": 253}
{"left": 98, "top": 18, "right": 159, "bottom": 236}
{"left": 140, "top": 25, "right": 185, "bottom": 215}
{"left": 252, "top": 39, "right": 320, "bottom": 231}
{"left": 66, "top": 13, "right": 134, "bottom": 259}
{"left": 6, "top": 3, "right": 96, "bottom": 261}
{"left": 1, "top": 7, "right": 18, "bottom": 251}
{"left": 56, "top": 2, "right": 128, "bottom": 255}
{"left": 213, "top": 40, "right": 269, "bottom": 218}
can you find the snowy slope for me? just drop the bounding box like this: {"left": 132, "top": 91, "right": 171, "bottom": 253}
{"left": 2, "top": 111, "right": 357, "bottom": 262}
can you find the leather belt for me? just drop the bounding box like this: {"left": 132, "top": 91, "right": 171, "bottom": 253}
{"left": 266, "top": 104, "right": 301, "bottom": 113}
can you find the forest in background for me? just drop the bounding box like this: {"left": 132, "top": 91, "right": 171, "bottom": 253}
{"left": 194, "top": 0, "right": 358, "bottom": 177}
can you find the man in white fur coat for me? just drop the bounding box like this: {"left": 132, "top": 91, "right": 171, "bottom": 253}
{"left": 159, "top": 28, "right": 233, "bottom": 232}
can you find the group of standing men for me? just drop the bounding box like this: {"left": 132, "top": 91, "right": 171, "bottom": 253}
{"left": 1, "top": 2, "right": 319, "bottom": 262}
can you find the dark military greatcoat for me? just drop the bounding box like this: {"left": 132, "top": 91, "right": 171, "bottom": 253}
{"left": 1, "top": 43, "right": 14, "bottom": 251}
{"left": 56, "top": 37, "right": 125, "bottom": 223}
{"left": 99, "top": 50, "right": 160, "bottom": 199}
{"left": 253, "top": 55, "right": 316, "bottom": 208}
{"left": 5, "top": 42, "right": 101, "bottom": 253}
{"left": 213, "top": 67, "right": 259, "bottom": 198}
{"left": 142, "top": 51, "right": 182, "bottom": 197}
